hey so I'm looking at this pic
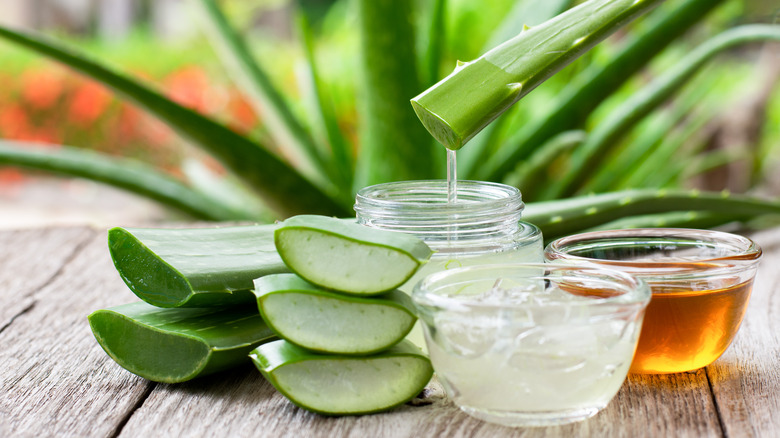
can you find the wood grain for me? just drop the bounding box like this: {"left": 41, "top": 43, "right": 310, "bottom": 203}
{"left": 1, "top": 227, "right": 779, "bottom": 437}
{"left": 0, "top": 230, "right": 152, "bottom": 437}
{"left": 706, "top": 229, "right": 780, "bottom": 437}
{"left": 0, "top": 226, "right": 94, "bottom": 329}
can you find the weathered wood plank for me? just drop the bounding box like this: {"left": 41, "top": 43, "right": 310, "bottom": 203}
{"left": 0, "top": 230, "right": 153, "bottom": 437}
{"left": 0, "top": 226, "right": 94, "bottom": 329}
{"left": 707, "top": 229, "right": 780, "bottom": 437}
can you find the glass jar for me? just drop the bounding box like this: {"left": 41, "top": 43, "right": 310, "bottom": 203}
{"left": 355, "top": 180, "right": 543, "bottom": 291}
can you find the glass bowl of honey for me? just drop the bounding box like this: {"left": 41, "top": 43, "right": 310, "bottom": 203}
{"left": 544, "top": 228, "right": 762, "bottom": 374}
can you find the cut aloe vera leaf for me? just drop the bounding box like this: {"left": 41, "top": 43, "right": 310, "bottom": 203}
{"left": 274, "top": 215, "right": 433, "bottom": 295}
{"left": 250, "top": 339, "right": 433, "bottom": 415}
{"left": 88, "top": 301, "right": 276, "bottom": 383}
{"left": 253, "top": 274, "right": 416, "bottom": 355}
{"left": 108, "top": 225, "right": 289, "bottom": 308}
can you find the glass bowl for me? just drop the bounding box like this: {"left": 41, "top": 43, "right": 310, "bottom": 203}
{"left": 412, "top": 263, "right": 650, "bottom": 427}
{"left": 544, "top": 228, "right": 762, "bottom": 374}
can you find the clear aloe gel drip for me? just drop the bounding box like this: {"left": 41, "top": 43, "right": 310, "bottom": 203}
{"left": 447, "top": 149, "right": 457, "bottom": 204}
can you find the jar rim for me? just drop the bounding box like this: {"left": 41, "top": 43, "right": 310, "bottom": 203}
{"left": 354, "top": 180, "right": 524, "bottom": 215}
{"left": 412, "top": 262, "right": 651, "bottom": 311}
{"left": 544, "top": 228, "right": 762, "bottom": 278}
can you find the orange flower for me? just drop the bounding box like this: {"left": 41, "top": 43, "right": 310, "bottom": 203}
{"left": 69, "top": 81, "right": 112, "bottom": 127}
{"left": 165, "top": 66, "right": 211, "bottom": 114}
{"left": 22, "top": 68, "right": 64, "bottom": 110}
{"left": 227, "top": 91, "right": 258, "bottom": 134}
{"left": 0, "top": 104, "right": 30, "bottom": 138}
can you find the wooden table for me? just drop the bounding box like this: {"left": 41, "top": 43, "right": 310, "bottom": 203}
{"left": 1, "top": 225, "right": 779, "bottom": 437}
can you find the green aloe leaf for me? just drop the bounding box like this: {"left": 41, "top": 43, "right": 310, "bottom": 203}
{"left": 480, "top": 0, "right": 727, "bottom": 181}
{"left": 0, "top": 25, "right": 348, "bottom": 217}
{"left": 192, "top": 0, "right": 331, "bottom": 192}
{"left": 353, "top": 0, "right": 439, "bottom": 190}
{"left": 296, "top": 12, "right": 353, "bottom": 195}
{"left": 507, "top": 130, "right": 586, "bottom": 196}
{"left": 423, "top": 0, "right": 447, "bottom": 88}
{"left": 109, "top": 225, "right": 288, "bottom": 308}
{"left": 587, "top": 211, "right": 751, "bottom": 233}
{"left": 523, "top": 189, "right": 780, "bottom": 241}
{"left": 250, "top": 339, "right": 433, "bottom": 415}
{"left": 551, "top": 25, "right": 780, "bottom": 198}
{"left": 89, "top": 301, "right": 276, "bottom": 383}
{"left": 253, "top": 274, "right": 416, "bottom": 355}
{"left": 0, "top": 142, "right": 252, "bottom": 221}
{"left": 411, "top": 0, "right": 664, "bottom": 151}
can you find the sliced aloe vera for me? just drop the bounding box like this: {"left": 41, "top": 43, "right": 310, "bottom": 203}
{"left": 253, "top": 274, "right": 416, "bottom": 355}
{"left": 274, "top": 215, "right": 433, "bottom": 295}
{"left": 250, "top": 339, "right": 433, "bottom": 415}
{"left": 108, "top": 225, "right": 289, "bottom": 308}
{"left": 88, "top": 301, "right": 276, "bottom": 383}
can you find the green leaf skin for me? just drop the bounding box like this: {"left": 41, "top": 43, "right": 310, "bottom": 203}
{"left": 249, "top": 339, "right": 433, "bottom": 416}
{"left": 0, "top": 25, "right": 348, "bottom": 218}
{"left": 89, "top": 302, "right": 276, "bottom": 383}
{"left": 411, "top": 0, "right": 663, "bottom": 150}
{"left": 109, "top": 225, "right": 289, "bottom": 308}
{"left": 523, "top": 189, "right": 780, "bottom": 242}
{"left": 274, "top": 215, "right": 433, "bottom": 295}
{"left": 253, "top": 274, "right": 416, "bottom": 355}
{"left": 0, "top": 142, "right": 255, "bottom": 221}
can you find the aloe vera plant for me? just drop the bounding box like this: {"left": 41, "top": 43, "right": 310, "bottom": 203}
{"left": 89, "top": 301, "right": 276, "bottom": 383}
{"left": 0, "top": 0, "right": 777, "bottom": 237}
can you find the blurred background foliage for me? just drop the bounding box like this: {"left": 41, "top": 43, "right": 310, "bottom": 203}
{"left": 0, "top": 0, "right": 778, "bottom": 231}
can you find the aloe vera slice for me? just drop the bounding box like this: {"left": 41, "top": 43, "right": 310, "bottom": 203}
{"left": 109, "top": 225, "right": 289, "bottom": 308}
{"left": 274, "top": 215, "right": 433, "bottom": 295}
{"left": 88, "top": 301, "right": 276, "bottom": 383}
{"left": 250, "top": 339, "right": 433, "bottom": 415}
{"left": 253, "top": 274, "right": 416, "bottom": 354}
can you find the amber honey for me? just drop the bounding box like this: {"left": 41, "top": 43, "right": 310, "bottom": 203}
{"left": 629, "top": 278, "right": 754, "bottom": 374}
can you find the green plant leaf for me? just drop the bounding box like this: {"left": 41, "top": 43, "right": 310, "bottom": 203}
{"left": 192, "top": 0, "right": 331, "bottom": 192}
{"left": 506, "top": 130, "right": 586, "bottom": 194}
{"left": 0, "top": 25, "right": 348, "bottom": 218}
{"left": 483, "top": 0, "right": 573, "bottom": 50}
{"left": 353, "top": 0, "right": 440, "bottom": 190}
{"left": 523, "top": 189, "right": 780, "bottom": 241}
{"left": 586, "top": 211, "right": 750, "bottom": 233}
{"left": 411, "top": 0, "right": 664, "bottom": 151}
{"left": 423, "top": 0, "right": 447, "bottom": 88}
{"left": 550, "top": 24, "right": 780, "bottom": 198}
{"left": 479, "top": 0, "right": 727, "bottom": 181}
{"left": 0, "top": 142, "right": 253, "bottom": 221}
{"left": 296, "top": 12, "right": 353, "bottom": 196}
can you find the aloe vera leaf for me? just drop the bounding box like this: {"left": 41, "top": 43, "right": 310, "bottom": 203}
{"left": 423, "top": 0, "right": 447, "bottom": 87}
{"left": 0, "top": 142, "right": 255, "bottom": 221}
{"left": 483, "top": 0, "right": 573, "bottom": 50}
{"left": 353, "top": 0, "right": 439, "bottom": 190}
{"left": 586, "top": 211, "right": 751, "bottom": 233}
{"left": 0, "top": 25, "right": 348, "bottom": 217}
{"left": 249, "top": 339, "right": 433, "bottom": 415}
{"left": 411, "top": 0, "right": 664, "bottom": 151}
{"left": 274, "top": 215, "right": 433, "bottom": 295}
{"left": 458, "top": 0, "right": 573, "bottom": 179}
{"left": 192, "top": 0, "right": 330, "bottom": 192}
{"left": 88, "top": 301, "right": 276, "bottom": 383}
{"left": 480, "top": 0, "right": 726, "bottom": 180}
{"left": 506, "top": 130, "right": 586, "bottom": 196}
{"left": 523, "top": 189, "right": 780, "bottom": 241}
{"left": 296, "top": 13, "right": 353, "bottom": 195}
{"left": 253, "top": 274, "right": 416, "bottom": 355}
{"left": 551, "top": 25, "right": 780, "bottom": 198}
{"left": 109, "top": 225, "right": 288, "bottom": 308}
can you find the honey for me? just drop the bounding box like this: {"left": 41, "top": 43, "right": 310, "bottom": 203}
{"left": 630, "top": 279, "right": 753, "bottom": 374}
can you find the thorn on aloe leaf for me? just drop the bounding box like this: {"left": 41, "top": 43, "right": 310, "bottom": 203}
{"left": 523, "top": 24, "right": 531, "bottom": 32}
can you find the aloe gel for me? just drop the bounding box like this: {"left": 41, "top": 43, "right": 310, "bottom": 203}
{"left": 254, "top": 274, "right": 416, "bottom": 354}
{"left": 89, "top": 301, "right": 276, "bottom": 383}
{"left": 249, "top": 339, "right": 433, "bottom": 415}
{"left": 274, "top": 215, "right": 433, "bottom": 295}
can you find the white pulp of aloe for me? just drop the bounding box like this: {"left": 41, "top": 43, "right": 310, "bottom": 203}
{"left": 426, "top": 284, "right": 639, "bottom": 415}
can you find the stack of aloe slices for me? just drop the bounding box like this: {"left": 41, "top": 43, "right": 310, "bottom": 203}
{"left": 89, "top": 215, "right": 434, "bottom": 415}
{"left": 251, "top": 215, "right": 434, "bottom": 415}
